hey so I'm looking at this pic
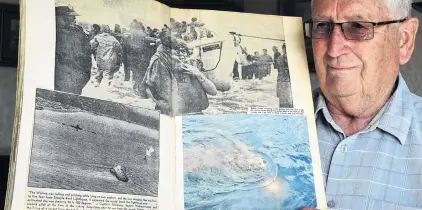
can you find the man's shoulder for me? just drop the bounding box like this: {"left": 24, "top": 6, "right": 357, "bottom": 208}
{"left": 410, "top": 92, "right": 422, "bottom": 119}
{"left": 402, "top": 91, "right": 422, "bottom": 141}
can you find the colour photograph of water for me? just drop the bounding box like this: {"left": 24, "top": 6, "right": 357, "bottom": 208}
{"left": 183, "top": 114, "right": 317, "bottom": 210}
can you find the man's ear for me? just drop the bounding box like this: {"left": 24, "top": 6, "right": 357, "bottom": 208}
{"left": 399, "top": 17, "right": 419, "bottom": 65}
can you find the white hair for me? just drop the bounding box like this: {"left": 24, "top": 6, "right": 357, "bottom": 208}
{"left": 385, "top": 0, "right": 413, "bottom": 18}
{"left": 310, "top": 0, "right": 413, "bottom": 18}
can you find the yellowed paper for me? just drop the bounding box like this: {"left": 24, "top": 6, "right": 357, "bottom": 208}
{"left": 8, "top": 0, "right": 326, "bottom": 210}
{"left": 171, "top": 8, "right": 327, "bottom": 210}
{"left": 7, "top": 0, "right": 175, "bottom": 210}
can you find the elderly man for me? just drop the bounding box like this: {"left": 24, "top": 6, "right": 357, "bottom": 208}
{"left": 302, "top": 0, "right": 420, "bottom": 209}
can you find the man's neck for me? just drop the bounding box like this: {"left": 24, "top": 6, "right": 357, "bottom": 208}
{"left": 326, "top": 83, "right": 397, "bottom": 136}
{"left": 327, "top": 102, "right": 379, "bottom": 136}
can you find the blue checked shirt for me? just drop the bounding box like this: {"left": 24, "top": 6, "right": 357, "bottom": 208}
{"left": 314, "top": 74, "right": 422, "bottom": 210}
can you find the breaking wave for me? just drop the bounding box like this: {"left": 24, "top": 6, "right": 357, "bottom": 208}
{"left": 184, "top": 139, "right": 278, "bottom": 193}
{"left": 183, "top": 114, "right": 317, "bottom": 210}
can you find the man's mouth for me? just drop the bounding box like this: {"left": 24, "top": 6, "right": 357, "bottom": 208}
{"left": 327, "top": 65, "right": 356, "bottom": 71}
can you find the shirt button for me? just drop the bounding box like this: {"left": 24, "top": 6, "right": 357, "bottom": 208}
{"left": 327, "top": 200, "right": 336, "bottom": 208}
{"left": 340, "top": 144, "right": 348, "bottom": 152}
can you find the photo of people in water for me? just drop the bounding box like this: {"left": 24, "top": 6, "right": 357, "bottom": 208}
{"left": 54, "top": 0, "right": 293, "bottom": 117}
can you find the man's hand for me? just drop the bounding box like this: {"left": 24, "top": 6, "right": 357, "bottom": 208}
{"left": 173, "top": 58, "right": 218, "bottom": 95}
{"left": 179, "top": 62, "right": 202, "bottom": 77}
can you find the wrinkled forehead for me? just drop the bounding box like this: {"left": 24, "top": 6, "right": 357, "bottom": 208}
{"left": 311, "top": 0, "right": 390, "bottom": 21}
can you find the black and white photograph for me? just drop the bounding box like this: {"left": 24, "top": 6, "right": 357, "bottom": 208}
{"left": 54, "top": 0, "right": 166, "bottom": 109}
{"left": 27, "top": 88, "right": 160, "bottom": 196}
{"left": 53, "top": 0, "right": 293, "bottom": 116}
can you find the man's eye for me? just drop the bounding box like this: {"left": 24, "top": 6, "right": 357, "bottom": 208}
{"left": 350, "top": 22, "right": 365, "bottom": 29}
{"left": 315, "top": 22, "right": 330, "bottom": 29}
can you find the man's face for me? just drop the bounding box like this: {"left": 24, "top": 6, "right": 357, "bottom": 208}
{"left": 312, "top": 0, "right": 401, "bottom": 105}
{"left": 65, "top": 15, "right": 76, "bottom": 26}
{"left": 263, "top": 50, "right": 267, "bottom": 55}
{"left": 57, "top": 15, "right": 76, "bottom": 28}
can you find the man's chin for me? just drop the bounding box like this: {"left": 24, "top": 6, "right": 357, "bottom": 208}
{"left": 329, "top": 90, "right": 357, "bottom": 99}
{"left": 323, "top": 87, "right": 357, "bottom": 99}
{"left": 324, "top": 77, "right": 360, "bottom": 97}
{"left": 333, "top": 93, "right": 356, "bottom": 98}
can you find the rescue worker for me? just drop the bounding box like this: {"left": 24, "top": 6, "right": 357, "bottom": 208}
{"left": 258, "top": 49, "right": 273, "bottom": 78}
{"left": 276, "top": 44, "right": 293, "bottom": 107}
{"left": 55, "top": 5, "right": 92, "bottom": 95}
{"left": 140, "top": 30, "right": 218, "bottom": 116}
{"left": 111, "top": 24, "right": 129, "bottom": 81}
{"left": 90, "top": 25, "right": 123, "bottom": 88}
{"left": 123, "top": 22, "right": 150, "bottom": 93}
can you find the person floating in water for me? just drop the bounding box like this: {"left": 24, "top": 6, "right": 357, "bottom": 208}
{"left": 144, "top": 146, "right": 155, "bottom": 164}
{"left": 110, "top": 165, "right": 129, "bottom": 182}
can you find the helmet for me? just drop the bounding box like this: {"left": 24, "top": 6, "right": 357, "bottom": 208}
{"left": 55, "top": 5, "right": 80, "bottom": 16}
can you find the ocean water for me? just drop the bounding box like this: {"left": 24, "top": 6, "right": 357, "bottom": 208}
{"left": 183, "top": 114, "right": 317, "bottom": 210}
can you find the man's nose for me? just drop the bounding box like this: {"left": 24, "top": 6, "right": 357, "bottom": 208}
{"left": 327, "top": 25, "right": 350, "bottom": 57}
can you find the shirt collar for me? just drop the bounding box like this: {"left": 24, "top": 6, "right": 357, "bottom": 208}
{"left": 377, "top": 73, "right": 414, "bottom": 145}
{"left": 313, "top": 88, "right": 326, "bottom": 117}
{"left": 313, "top": 73, "right": 414, "bottom": 145}
{"left": 313, "top": 88, "right": 345, "bottom": 135}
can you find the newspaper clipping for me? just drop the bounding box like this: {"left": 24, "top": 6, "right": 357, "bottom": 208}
{"left": 26, "top": 188, "right": 157, "bottom": 210}
{"left": 53, "top": 0, "right": 294, "bottom": 117}
{"left": 54, "top": 0, "right": 167, "bottom": 109}
{"left": 182, "top": 113, "right": 317, "bottom": 209}
{"left": 11, "top": 0, "right": 327, "bottom": 209}
{"left": 25, "top": 88, "right": 160, "bottom": 209}
{"left": 171, "top": 7, "right": 326, "bottom": 210}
